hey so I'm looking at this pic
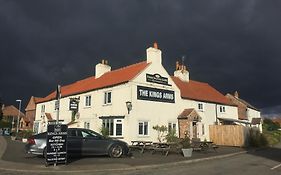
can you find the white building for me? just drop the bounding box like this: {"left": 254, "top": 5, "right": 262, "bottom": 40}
{"left": 34, "top": 44, "right": 238, "bottom": 143}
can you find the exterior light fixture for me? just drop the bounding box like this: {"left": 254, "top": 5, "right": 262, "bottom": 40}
{"left": 125, "top": 101, "right": 132, "bottom": 114}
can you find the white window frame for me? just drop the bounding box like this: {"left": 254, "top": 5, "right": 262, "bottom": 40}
{"left": 41, "top": 105, "right": 45, "bottom": 113}
{"left": 198, "top": 103, "right": 204, "bottom": 111}
{"left": 202, "top": 124, "right": 205, "bottom": 135}
{"left": 102, "top": 118, "right": 123, "bottom": 137}
{"left": 104, "top": 91, "right": 112, "bottom": 105}
{"left": 219, "top": 106, "right": 226, "bottom": 113}
{"left": 168, "top": 122, "right": 177, "bottom": 133}
{"left": 85, "top": 95, "right": 91, "bottom": 107}
{"left": 138, "top": 121, "right": 149, "bottom": 136}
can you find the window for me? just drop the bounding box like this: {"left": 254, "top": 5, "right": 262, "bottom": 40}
{"left": 202, "top": 124, "right": 205, "bottom": 135}
{"left": 104, "top": 91, "right": 112, "bottom": 104}
{"left": 198, "top": 103, "right": 204, "bottom": 111}
{"left": 102, "top": 118, "right": 123, "bottom": 137}
{"left": 168, "top": 122, "right": 177, "bottom": 133}
{"left": 41, "top": 105, "right": 45, "bottom": 113}
{"left": 219, "top": 106, "right": 226, "bottom": 113}
{"left": 85, "top": 95, "right": 91, "bottom": 107}
{"left": 84, "top": 122, "right": 90, "bottom": 129}
{"left": 139, "top": 121, "right": 148, "bottom": 136}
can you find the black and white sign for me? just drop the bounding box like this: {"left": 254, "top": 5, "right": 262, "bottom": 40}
{"left": 69, "top": 98, "right": 79, "bottom": 111}
{"left": 137, "top": 86, "right": 175, "bottom": 103}
{"left": 46, "top": 124, "right": 68, "bottom": 166}
{"left": 146, "top": 73, "right": 170, "bottom": 86}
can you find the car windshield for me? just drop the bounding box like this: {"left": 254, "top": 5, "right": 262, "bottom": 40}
{"left": 82, "top": 129, "right": 103, "bottom": 138}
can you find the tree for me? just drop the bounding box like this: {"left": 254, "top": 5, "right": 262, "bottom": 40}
{"left": 0, "top": 97, "right": 3, "bottom": 121}
{"left": 152, "top": 125, "right": 167, "bottom": 142}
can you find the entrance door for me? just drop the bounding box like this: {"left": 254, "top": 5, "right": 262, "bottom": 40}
{"left": 192, "top": 121, "right": 198, "bottom": 139}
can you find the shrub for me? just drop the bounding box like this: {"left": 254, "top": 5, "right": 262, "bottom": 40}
{"left": 249, "top": 128, "right": 268, "bottom": 147}
{"left": 165, "top": 129, "right": 179, "bottom": 143}
{"left": 100, "top": 126, "right": 109, "bottom": 138}
{"left": 152, "top": 125, "right": 167, "bottom": 142}
{"left": 180, "top": 135, "right": 191, "bottom": 148}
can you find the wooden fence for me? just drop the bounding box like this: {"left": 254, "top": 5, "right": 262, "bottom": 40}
{"left": 209, "top": 125, "right": 250, "bottom": 147}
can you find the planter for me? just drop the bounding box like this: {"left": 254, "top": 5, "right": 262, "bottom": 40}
{"left": 182, "top": 148, "right": 193, "bottom": 157}
{"left": 11, "top": 136, "right": 16, "bottom": 140}
{"left": 22, "top": 138, "right": 28, "bottom": 143}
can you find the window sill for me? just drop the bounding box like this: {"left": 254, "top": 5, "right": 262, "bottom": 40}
{"left": 103, "top": 103, "right": 112, "bottom": 106}
{"left": 83, "top": 106, "right": 92, "bottom": 109}
{"left": 110, "top": 136, "right": 124, "bottom": 139}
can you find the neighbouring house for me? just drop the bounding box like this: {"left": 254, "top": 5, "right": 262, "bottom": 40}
{"left": 225, "top": 92, "right": 262, "bottom": 132}
{"left": 23, "top": 96, "right": 43, "bottom": 131}
{"left": 2, "top": 105, "right": 25, "bottom": 131}
{"left": 272, "top": 118, "right": 281, "bottom": 127}
{"left": 34, "top": 44, "right": 238, "bottom": 143}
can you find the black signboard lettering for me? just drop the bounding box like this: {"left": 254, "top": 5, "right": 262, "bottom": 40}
{"left": 69, "top": 98, "right": 79, "bottom": 111}
{"left": 146, "top": 73, "right": 170, "bottom": 86}
{"left": 137, "top": 86, "right": 175, "bottom": 103}
{"left": 46, "top": 124, "right": 68, "bottom": 166}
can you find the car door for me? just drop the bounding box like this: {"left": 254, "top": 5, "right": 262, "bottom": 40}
{"left": 67, "top": 129, "right": 83, "bottom": 156}
{"left": 81, "top": 129, "right": 110, "bottom": 155}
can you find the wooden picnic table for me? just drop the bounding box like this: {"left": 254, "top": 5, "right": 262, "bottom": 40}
{"left": 129, "top": 140, "right": 153, "bottom": 153}
{"left": 151, "top": 142, "right": 179, "bottom": 156}
{"left": 191, "top": 141, "right": 218, "bottom": 152}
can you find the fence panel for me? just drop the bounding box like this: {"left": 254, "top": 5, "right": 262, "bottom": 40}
{"left": 209, "top": 125, "right": 249, "bottom": 147}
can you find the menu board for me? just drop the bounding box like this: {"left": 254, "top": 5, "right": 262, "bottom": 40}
{"left": 46, "top": 124, "right": 68, "bottom": 166}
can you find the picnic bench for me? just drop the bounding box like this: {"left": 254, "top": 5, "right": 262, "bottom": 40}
{"left": 129, "top": 140, "right": 153, "bottom": 153}
{"left": 151, "top": 142, "right": 181, "bottom": 156}
{"left": 191, "top": 140, "right": 218, "bottom": 152}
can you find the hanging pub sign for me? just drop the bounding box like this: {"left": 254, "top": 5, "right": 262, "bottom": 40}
{"left": 146, "top": 73, "right": 170, "bottom": 86}
{"left": 46, "top": 124, "right": 68, "bottom": 166}
{"left": 137, "top": 85, "right": 175, "bottom": 103}
{"left": 69, "top": 98, "right": 79, "bottom": 111}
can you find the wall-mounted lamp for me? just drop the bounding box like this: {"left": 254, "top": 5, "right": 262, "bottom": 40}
{"left": 126, "top": 101, "right": 132, "bottom": 114}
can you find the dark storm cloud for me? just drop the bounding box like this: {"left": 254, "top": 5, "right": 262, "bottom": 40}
{"left": 0, "top": 0, "right": 281, "bottom": 112}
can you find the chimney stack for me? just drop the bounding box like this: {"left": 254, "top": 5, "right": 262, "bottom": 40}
{"left": 146, "top": 42, "right": 162, "bottom": 64}
{"left": 234, "top": 91, "right": 239, "bottom": 98}
{"left": 95, "top": 59, "right": 111, "bottom": 78}
{"left": 174, "top": 60, "right": 189, "bottom": 82}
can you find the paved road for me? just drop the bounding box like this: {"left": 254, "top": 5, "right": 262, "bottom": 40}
{"left": 1, "top": 146, "right": 280, "bottom": 175}
{"left": 1, "top": 136, "right": 280, "bottom": 175}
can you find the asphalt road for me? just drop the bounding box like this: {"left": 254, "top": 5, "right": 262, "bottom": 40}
{"left": 1, "top": 136, "right": 280, "bottom": 175}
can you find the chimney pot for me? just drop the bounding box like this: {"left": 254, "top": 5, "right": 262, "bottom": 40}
{"left": 153, "top": 42, "right": 158, "bottom": 49}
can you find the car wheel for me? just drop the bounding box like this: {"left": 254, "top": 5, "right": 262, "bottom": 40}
{"left": 109, "top": 144, "right": 124, "bottom": 158}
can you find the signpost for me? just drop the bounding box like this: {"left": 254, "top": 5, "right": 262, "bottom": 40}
{"left": 45, "top": 84, "right": 68, "bottom": 166}
{"left": 46, "top": 124, "right": 68, "bottom": 166}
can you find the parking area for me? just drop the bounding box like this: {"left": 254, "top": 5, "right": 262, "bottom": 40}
{"left": 1, "top": 136, "right": 247, "bottom": 167}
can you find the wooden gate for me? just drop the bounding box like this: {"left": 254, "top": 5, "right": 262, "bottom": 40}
{"left": 209, "top": 125, "right": 250, "bottom": 147}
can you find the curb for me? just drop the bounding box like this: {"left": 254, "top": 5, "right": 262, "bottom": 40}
{"left": 0, "top": 150, "right": 247, "bottom": 173}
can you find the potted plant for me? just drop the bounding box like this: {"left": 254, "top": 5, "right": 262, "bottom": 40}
{"left": 180, "top": 136, "right": 193, "bottom": 157}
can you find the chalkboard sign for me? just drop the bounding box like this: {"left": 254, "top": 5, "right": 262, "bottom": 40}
{"left": 46, "top": 124, "right": 68, "bottom": 166}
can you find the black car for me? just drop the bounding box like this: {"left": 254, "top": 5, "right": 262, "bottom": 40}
{"left": 25, "top": 128, "right": 129, "bottom": 158}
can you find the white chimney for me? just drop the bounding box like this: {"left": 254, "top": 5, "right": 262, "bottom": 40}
{"left": 146, "top": 42, "right": 162, "bottom": 64}
{"left": 174, "top": 63, "right": 189, "bottom": 82}
{"left": 95, "top": 59, "right": 111, "bottom": 78}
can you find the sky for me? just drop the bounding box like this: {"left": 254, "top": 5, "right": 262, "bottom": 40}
{"left": 0, "top": 0, "right": 281, "bottom": 115}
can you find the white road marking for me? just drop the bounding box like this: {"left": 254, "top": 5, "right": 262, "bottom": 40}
{"left": 271, "top": 163, "right": 281, "bottom": 170}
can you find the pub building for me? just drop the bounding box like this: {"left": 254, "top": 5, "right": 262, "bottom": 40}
{"left": 34, "top": 43, "right": 240, "bottom": 143}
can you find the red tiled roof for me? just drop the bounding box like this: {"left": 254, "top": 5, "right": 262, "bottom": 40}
{"left": 38, "top": 61, "right": 149, "bottom": 103}
{"left": 2, "top": 105, "right": 25, "bottom": 117}
{"left": 171, "top": 76, "right": 233, "bottom": 105}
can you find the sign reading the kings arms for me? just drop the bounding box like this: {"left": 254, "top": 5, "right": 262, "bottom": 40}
{"left": 146, "top": 73, "right": 170, "bottom": 86}
{"left": 137, "top": 86, "right": 175, "bottom": 103}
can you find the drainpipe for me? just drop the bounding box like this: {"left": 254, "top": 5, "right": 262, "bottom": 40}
{"left": 215, "top": 104, "right": 218, "bottom": 125}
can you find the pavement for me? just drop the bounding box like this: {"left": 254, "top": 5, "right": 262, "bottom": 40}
{"left": 0, "top": 136, "right": 249, "bottom": 173}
